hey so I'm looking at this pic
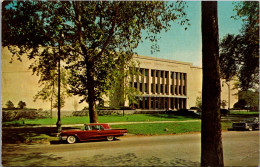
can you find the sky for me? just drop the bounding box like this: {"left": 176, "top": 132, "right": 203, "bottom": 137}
{"left": 134, "top": 1, "right": 244, "bottom": 67}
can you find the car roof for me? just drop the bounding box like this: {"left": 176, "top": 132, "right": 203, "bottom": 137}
{"left": 84, "top": 123, "right": 109, "bottom": 125}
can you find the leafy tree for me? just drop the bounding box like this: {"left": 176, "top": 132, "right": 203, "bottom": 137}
{"left": 3, "top": 1, "right": 188, "bottom": 123}
{"left": 5, "top": 100, "right": 15, "bottom": 109}
{"left": 220, "top": 100, "right": 227, "bottom": 109}
{"left": 18, "top": 101, "right": 26, "bottom": 109}
{"left": 239, "top": 90, "right": 259, "bottom": 110}
{"left": 219, "top": 1, "right": 259, "bottom": 90}
{"left": 201, "top": 1, "right": 224, "bottom": 166}
{"left": 33, "top": 68, "right": 70, "bottom": 113}
{"left": 195, "top": 95, "right": 202, "bottom": 112}
{"left": 108, "top": 58, "right": 142, "bottom": 111}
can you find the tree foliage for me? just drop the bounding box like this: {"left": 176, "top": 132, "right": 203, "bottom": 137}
{"left": 5, "top": 100, "right": 15, "bottom": 109}
{"left": 18, "top": 101, "right": 26, "bottom": 109}
{"left": 2, "top": 1, "right": 188, "bottom": 123}
{"left": 219, "top": 1, "right": 259, "bottom": 90}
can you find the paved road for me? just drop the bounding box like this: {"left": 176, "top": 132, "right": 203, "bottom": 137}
{"left": 2, "top": 131, "right": 259, "bottom": 166}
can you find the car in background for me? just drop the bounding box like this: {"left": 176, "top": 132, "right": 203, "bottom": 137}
{"left": 231, "top": 117, "right": 259, "bottom": 131}
{"left": 59, "top": 123, "right": 127, "bottom": 144}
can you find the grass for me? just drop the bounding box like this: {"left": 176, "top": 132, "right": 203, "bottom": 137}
{"left": 2, "top": 114, "right": 234, "bottom": 144}
{"left": 229, "top": 110, "right": 259, "bottom": 115}
{"left": 111, "top": 122, "right": 201, "bottom": 135}
{"left": 3, "top": 114, "right": 199, "bottom": 126}
{"left": 111, "top": 122, "right": 231, "bottom": 135}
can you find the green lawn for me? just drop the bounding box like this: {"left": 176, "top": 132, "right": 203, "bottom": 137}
{"left": 229, "top": 110, "right": 259, "bottom": 115}
{"left": 111, "top": 122, "right": 231, "bottom": 135}
{"left": 3, "top": 114, "right": 199, "bottom": 126}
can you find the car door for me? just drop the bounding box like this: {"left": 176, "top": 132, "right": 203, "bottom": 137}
{"left": 80, "top": 125, "right": 99, "bottom": 140}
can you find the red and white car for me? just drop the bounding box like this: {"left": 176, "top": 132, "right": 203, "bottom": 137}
{"left": 59, "top": 123, "right": 127, "bottom": 144}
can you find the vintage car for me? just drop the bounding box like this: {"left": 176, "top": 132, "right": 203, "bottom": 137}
{"left": 231, "top": 117, "right": 259, "bottom": 131}
{"left": 59, "top": 123, "right": 127, "bottom": 144}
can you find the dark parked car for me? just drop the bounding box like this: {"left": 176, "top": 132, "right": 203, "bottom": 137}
{"left": 231, "top": 117, "right": 259, "bottom": 131}
{"left": 59, "top": 123, "right": 127, "bottom": 144}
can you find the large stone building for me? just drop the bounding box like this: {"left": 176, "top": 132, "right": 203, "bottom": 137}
{"left": 2, "top": 47, "right": 238, "bottom": 111}
{"left": 125, "top": 55, "right": 238, "bottom": 110}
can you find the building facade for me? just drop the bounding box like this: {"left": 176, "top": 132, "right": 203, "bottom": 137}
{"left": 2, "top": 47, "right": 238, "bottom": 111}
{"left": 127, "top": 55, "right": 203, "bottom": 110}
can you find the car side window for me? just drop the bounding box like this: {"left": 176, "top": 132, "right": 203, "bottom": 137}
{"left": 90, "top": 125, "right": 104, "bottom": 130}
{"left": 99, "top": 125, "right": 104, "bottom": 130}
{"left": 84, "top": 125, "right": 92, "bottom": 130}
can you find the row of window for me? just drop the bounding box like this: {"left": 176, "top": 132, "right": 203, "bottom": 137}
{"left": 133, "top": 97, "right": 187, "bottom": 109}
{"left": 135, "top": 68, "right": 186, "bottom": 80}
{"left": 130, "top": 82, "right": 186, "bottom": 95}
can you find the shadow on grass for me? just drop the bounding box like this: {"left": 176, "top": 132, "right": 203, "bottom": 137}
{"left": 147, "top": 113, "right": 200, "bottom": 120}
{"left": 2, "top": 127, "right": 59, "bottom": 144}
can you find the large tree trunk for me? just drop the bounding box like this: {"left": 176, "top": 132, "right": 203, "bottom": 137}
{"left": 87, "top": 61, "right": 98, "bottom": 123}
{"left": 201, "top": 1, "right": 224, "bottom": 167}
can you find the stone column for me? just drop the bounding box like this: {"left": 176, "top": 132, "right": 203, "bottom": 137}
{"left": 167, "top": 71, "right": 170, "bottom": 95}
{"left": 167, "top": 97, "right": 171, "bottom": 109}
{"left": 185, "top": 73, "right": 187, "bottom": 95}
{"left": 172, "top": 72, "right": 175, "bottom": 95}
{"left": 142, "top": 68, "right": 145, "bottom": 94}
{"left": 176, "top": 72, "right": 179, "bottom": 95}
{"left": 137, "top": 68, "right": 140, "bottom": 91}
{"left": 157, "top": 70, "right": 161, "bottom": 94}
{"left": 147, "top": 69, "right": 151, "bottom": 94}
{"left": 147, "top": 97, "right": 151, "bottom": 110}
{"left": 162, "top": 71, "right": 165, "bottom": 94}
{"left": 142, "top": 97, "right": 145, "bottom": 109}
{"left": 180, "top": 73, "right": 183, "bottom": 95}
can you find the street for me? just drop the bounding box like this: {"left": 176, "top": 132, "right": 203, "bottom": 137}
{"left": 2, "top": 131, "right": 259, "bottom": 166}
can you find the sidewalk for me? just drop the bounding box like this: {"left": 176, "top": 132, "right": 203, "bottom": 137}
{"left": 2, "top": 120, "right": 201, "bottom": 129}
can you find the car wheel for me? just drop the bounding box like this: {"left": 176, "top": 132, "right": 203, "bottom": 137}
{"left": 67, "top": 136, "right": 77, "bottom": 144}
{"left": 106, "top": 136, "right": 114, "bottom": 141}
{"left": 248, "top": 127, "right": 253, "bottom": 131}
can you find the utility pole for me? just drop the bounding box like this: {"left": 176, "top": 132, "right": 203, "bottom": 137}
{"left": 56, "top": 30, "right": 63, "bottom": 132}
{"left": 222, "top": 81, "right": 230, "bottom": 109}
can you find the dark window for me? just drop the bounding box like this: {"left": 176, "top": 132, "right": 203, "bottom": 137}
{"left": 134, "top": 82, "right": 137, "bottom": 89}
{"left": 175, "top": 85, "right": 178, "bottom": 94}
{"left": 179, "top": 86, "right": 182, "bottom": 94}
{"left": 145, "top": 83, "right": 148, "bottom": 93}
{"left": 151, "top": 84, "right": 154, "bottom": 93}
{"left": 156, "top": 98, "right": 159, "bottom": 108}
{"left": 179, "top": 73, "right": 182, "bottom": 79}
{"left": 171, "top": 72, "right": 174, "bottom": 79}
{"left": 165, "top": 85, "right": 168, "bottom": 94}
{"left": 165, "top": 71, "right": 168, "bottom": 78}
{"left": 140, "top": 68, "right": 143, "bottom": 74}
{"left": 144, "top": 97, "right": 148, "bottom": 109}
{"left": 156, "top": 71, "right": 159, "bottom": 77}
{"left": 151, "top": 70, "right": 154, "bottom": 77}
{"left": 175, "top": 73, "right": 177, "bottom": 79}
{"left": 145, "top": 69, "right": 148, "bottom": 76}
{"left": 183, "top": 86, "right": 186, "bottom": 95}
{"left": 161, "top": 84, "right": 164, "bottom": 93}
{"left": 161, "top": 71, "right": 164, "bottom": 78}
{"left": 140, "top": 83, "right": 143, "bottom": 92}
{"left": 156, "top": 84, "right": 158, "bottom": 93}
{"left": 183, "top": 73, "right": 186, "bottom": 80}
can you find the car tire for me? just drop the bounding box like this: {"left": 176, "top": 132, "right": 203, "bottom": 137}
{"left": 106, "top": 136, "right": 114, "bottom": 141}
{"left": 67, "top": 136, "right": 77, "bottom": 144}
